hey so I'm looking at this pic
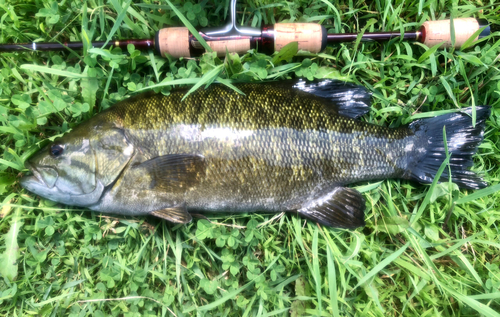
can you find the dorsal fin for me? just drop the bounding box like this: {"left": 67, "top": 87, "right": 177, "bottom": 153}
{"left": 291, "top": 79, "right": 372, "bottom": 119}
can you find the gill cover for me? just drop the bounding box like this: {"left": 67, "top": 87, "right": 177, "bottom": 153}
{"left": 92, "top": 125, "right": 134, "bottom": 188}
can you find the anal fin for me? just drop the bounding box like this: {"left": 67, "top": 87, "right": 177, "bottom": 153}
{"left": 298, "top": 187, "right": 366, "bottom": 229}
{"left": 150, "top": 203, "right": 192, "bottom": 224}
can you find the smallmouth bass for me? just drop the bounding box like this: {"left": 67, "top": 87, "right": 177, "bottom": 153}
{"left": 21, "top": 80, "right": 490, "bottom": 228}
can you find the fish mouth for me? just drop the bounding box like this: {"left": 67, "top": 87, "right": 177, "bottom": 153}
{"left": 21, "top": 162, "right": 48, "bottom": 188}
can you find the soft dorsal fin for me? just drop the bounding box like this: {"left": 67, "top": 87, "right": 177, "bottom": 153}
{"left": 291, "top": 79, "right": 372, "bottom": 119}
{"left": 298, "top": 186, "right": 366, "bottom": 229}
{"left": 134, "top": 154, "right": 206, "bottom": 192}
{"left": 150, "top": 203, "right": 192, "bottom": 224}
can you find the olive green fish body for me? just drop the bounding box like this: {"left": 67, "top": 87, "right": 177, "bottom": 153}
{"left": 21, "top": 81, "right": 489, "bottom": 228}
{"left": 94, "top": 86, "right": 406, "bottom": 212}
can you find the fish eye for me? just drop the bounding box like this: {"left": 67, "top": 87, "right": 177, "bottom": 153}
{"left": 50, "top": 144, "right": 64, "bottom": 157}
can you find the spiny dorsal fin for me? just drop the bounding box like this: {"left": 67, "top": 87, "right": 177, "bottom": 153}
{"left": 298, "top": 187, "right": 366, "bottom": 229}
{"left": 292, "top": 79, "right": 372, "bottom": 119}
{"left": 135, "top": 154, "right": 206, "bottom": 192}
{"left": 150, "top": 203, "right": 192, "bottom": 224}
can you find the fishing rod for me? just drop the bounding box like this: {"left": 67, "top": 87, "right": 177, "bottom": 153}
{"left": 0, "top": 0, "right": 490, "bottom": 58}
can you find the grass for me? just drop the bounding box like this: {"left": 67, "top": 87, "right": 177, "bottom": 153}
{"left": 0, "top": 0, "right": 499, "bottom": 316}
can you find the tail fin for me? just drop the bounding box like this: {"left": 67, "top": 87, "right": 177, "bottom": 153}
{"left": 405, "top": 106, "right": 490, "bottom": 189}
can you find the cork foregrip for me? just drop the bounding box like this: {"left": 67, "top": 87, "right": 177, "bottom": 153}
{"left": 157, "top": 27, "right": 190, "bottom": 58}
{"left": 421, "top": 18, "right": 480, "bottom": 48}
{"left": 274, "top": 23, "right": 323, "bottom": 53}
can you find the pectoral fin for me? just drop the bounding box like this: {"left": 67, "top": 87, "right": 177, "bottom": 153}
{"left": 135, "top": 154, "right": 206, "bottom": 192}
{"left": 150, "top": 203, "right": 192, "bottom": 224}
{"left": 298, "top": 187, "right": 365, "bottom": 229}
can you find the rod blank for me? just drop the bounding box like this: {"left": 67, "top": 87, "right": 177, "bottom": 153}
{"left": 0, "top": 18, "right": 489, "bottom": 57}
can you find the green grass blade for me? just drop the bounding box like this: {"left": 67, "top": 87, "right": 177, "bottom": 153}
{"left": 458, "top": 58, "right": 476, "bottom": 125}
{"left": 326, "top": 247, "right": 339, "bottom": 317}
{"left": 11, "top": 68, "right": 26, "bottom": 84}
{"left": 469, "top": 293, "right": 500, "bottom": 300}
{"left": 353, "top": 242, "right": 409, "bottom": 290}
{"left": 102, "top": 65, "right": 115, "bottom": 101}
{"left": 456, "top": 51, "right": 486, "bottom": 67}
{"left": 319, "top": 0, "right": 341, "bottom": 33}
{"left": 242, "top": 295, "right": 257, "bottom": 317}
{"left": 87, "top": 48, "right": 126, "bottom": 59}
{"left": 439, "top": 283, "right": 500, "bottom": 317}
{"left": 262, "top": 308, "right": 290, "bottom": 317}
{"left": 312, "top": 227, "right": 322, "bottom": 315}
{"left": 354, "top": 181, "right": 383, "bottom": 193}
{"left": 454, "top": 251, "right": 485, "bottom": 289}
{"left": 406, "top": 109, "right": 458, "bottom": 121}
{"left": 0, "top": 208, "right": 22, "bottom": 281}
{"left": 175, "top": 231, "right": 182, "bottom": 304}
{"left": 455, "top": 183, "right": 500, "bottom": 204}
{"left": 461, "top": 26, "right": 490, "bottom": 50}
{"left": 215, "top": 77, "right": 246, "bottom": 95}
{"left": 406, "top": 231, "right": 444, "bottom": 288}
{"left": 148, "top": 50, "right": 160, "bottom": 82}
{"left": 417, "top": 42, "right": 444, "bottom": 64}
{"left": 410, "top": 127, "right": 450, "bottom": 225}
{"left": 135, "top": 78, "right": 201, "bottom": 92}
{"left": 402, "top": 277, "right": 428, "bottom": 313}
{"left": 104, "top": 0, "right": 133, "bottom": 48}
{"left": 164, "top": 0, "right": 212, "bottom": 53}
{"left": 20, "top": 65, "right": 86, "bottom": 79}
{"left": 0, "top": 126, "right": 22, "bottom": 135}
{"left": 394, "top": 258, "right": 430, "bottom": 280}
{"left": 181, "top": 64, "right": 224, "bottom": 101}
{"left": 19, "top": 140, "right": 44, "bottom": 162}
{"left": 272, "top": 274, "right": 300, "bottom": 292}
{"left": 292, "top": 218, "right": 313, "bottom": 273}
{"left": 450, "top": 16, "right": 456, "bottom": 48}
{"left": 349, "top": 19, "right": 377, "bottom": 75}
{"left": 0, "top": 158, "right": 24, "bottom": 171}
{"left": 410, "top": 158, "right": 450, "bottom": 225}
{"left": 439, "top": 76, "right": 459, "bottom": 108}
{"left": 430, "top": 234, "right": 478, "bottom": 260}
{"left": 469, "top": 240, "right": 500, "bottom": 249}
{"left": 31, "top": 291, "right": 76, "bottom": 307}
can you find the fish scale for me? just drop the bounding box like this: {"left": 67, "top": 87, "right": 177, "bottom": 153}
{"left": 21, "top": 80, "right": 489, "bottom": 228}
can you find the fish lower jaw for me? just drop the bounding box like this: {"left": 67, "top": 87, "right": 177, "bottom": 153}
{"left": 24, "top": 162, "right": 48, "bottom": 188}
{"left": 19, "top": 175, "right": 59, "bottom": 202}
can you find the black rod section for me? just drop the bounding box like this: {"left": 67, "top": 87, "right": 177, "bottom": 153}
{"left": 327, "top": 31, "right": 419, "bottom": 43}
{"left": 0, "top": 39, "right": 154, "bottom": 52}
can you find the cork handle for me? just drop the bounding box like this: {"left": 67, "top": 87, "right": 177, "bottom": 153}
{"left": 156, "top": 27, "right": 191, "bottom": 58}
{"left": 274, "top": 23, "right": 325, "bottom": 53}
{"left": 421, "top": 18, "right": 480, "bottom": 48}
{"left": 207, "top": 39, "right": 251, "bottom": 57}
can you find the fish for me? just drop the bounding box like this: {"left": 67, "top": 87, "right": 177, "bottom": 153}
{"left": 20, "top": 80, "right": 490, "bottom": 229}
